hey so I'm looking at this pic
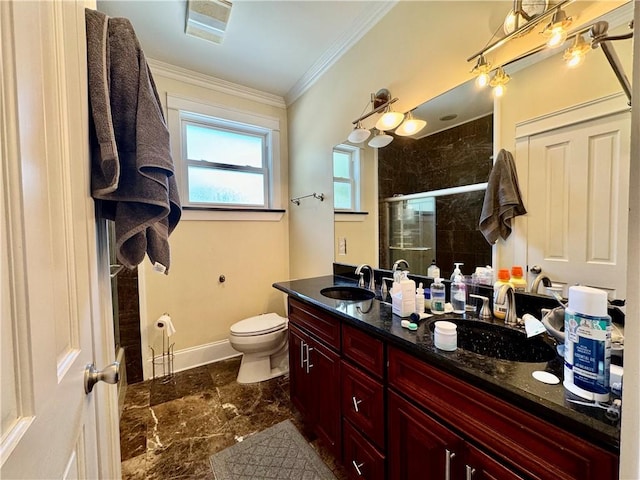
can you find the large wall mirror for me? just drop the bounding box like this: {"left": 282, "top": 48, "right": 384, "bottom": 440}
{"left": 334, "top": 2, "right": 633, "bottom": 301}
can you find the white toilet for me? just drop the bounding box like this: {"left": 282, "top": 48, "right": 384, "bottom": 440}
{"left": 229, "top": 313, "right": 289, "bottom": 384}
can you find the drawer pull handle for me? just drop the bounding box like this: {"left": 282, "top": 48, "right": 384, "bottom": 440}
{"left": 300, "top": 342, "right": 306, "bottom": 368}
{"left": 352, "top": 396, "right": 362, "bottom": 412}
{"left": 305, "top": 347, "right": 314, "bottom": 373}
{"left": 352, "top": 460, "right": 365, "bottom": 476}
{"left": 465, "top": 465, "right": 476, "bottom": 480}
{"left": 445, "top": 449, "right": 456, "bottom": 480}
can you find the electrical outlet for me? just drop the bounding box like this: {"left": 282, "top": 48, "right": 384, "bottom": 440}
{"left": 338, "top": 237, "right": 347, "bottom": 255}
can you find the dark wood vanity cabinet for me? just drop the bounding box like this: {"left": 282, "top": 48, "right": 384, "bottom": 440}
{"left": 286, "top": 297, "right": 619, "bottom": 480}
{"left": 388, "top": 347, "right": 619, "bottom": 480}
{"left": 287, "top": 300, "right": 341, "bottom": 459}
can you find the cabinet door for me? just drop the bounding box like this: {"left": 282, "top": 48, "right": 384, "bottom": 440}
{"left": 288, "top": 324, "right": 312, "bottom": 420}
{"left": 465, "top": 444, "right": 525, "bottom": 480}
{"left": 388, "top": 390, "right": 464, "bottom": 480}
{"left": 308, "top": 335, "right": 342, "bottom": 459}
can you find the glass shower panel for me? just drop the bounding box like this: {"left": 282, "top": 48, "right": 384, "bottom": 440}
{"left": 387, "top": 197, "right": 436, "bottom": 275}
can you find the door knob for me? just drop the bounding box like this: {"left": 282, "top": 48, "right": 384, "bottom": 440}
{"left": 84, "top": 361, "right": 119, "bottom": 394}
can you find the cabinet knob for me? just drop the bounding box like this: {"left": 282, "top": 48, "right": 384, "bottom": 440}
{"left": 465, "top": 465, "right": 476, "bottom": 480}
{"left": 352, "top": 396, "right": 362, "bottom": 412}
{"left": 445, "top": 449, "right": 456, "bottom": 480}
{"left": 352, "top": 460, "right": 365, "bottom": 476}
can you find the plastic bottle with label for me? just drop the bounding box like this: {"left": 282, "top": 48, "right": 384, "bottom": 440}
{"left": 510, "top": 266, "right": 527, "bottom": 292}
{"left": 427, "top": 260, "right": 440, "bottom": 279}
{"left": 451, "top": 275, "right": 466, "bottom": 314}
{"left": 430, "top": 278, "right": 446, "bottom": 315}
{"left": 493, "top": 269, "right": 512, "bottom": 319}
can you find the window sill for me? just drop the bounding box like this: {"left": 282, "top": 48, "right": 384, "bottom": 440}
{"left": 335, "top": 211, "right": 368, "bottom": 222}
{"left": 182, "top": 207, "right": 286, "bottom": 221}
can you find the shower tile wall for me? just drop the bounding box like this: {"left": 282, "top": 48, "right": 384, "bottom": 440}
{"left": 118, "top": 266, "right": 144, "bottom": 383}
{"left": 379, "top": 115, "right": 493, "bottom": 277}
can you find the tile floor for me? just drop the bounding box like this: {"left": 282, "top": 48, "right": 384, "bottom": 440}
{"left": 119, "top": 357, "right": 348, "bottom": 479}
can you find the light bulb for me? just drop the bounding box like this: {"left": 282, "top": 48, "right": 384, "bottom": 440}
{"left": 547, "top": 27, "right": 567, "bottom": 48}
{"left": 395, "top": 113, "right": 427, "bottom": 137}
{"left": 493, "top": 84, "right": 505, "bottom": 97}
{"left": 476, "top": 72, "right": 490, "bottom": 88}
{"left": 347, "top": 122, "right": 371, "bottom": 143}
{"left": 368, "top": 131, "right": 393, "bottom": 148}
{"left": 563, "top": 35, "right": 591, "bottom": 68}
{"left": 375, "top": 110, "right": 404, "bottom": 131}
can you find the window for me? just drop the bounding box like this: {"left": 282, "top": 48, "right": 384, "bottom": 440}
{"left": 166, "top": 94, "right": 282, "bottom": 215}
{"left": 333, "top": 144, "right": 360, "bottom": 212}
{"left": 182, "top": 113, "right": 270, "bottom": 207}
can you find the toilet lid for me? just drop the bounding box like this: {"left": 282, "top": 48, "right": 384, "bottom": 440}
{"left": 230, "top": 313, "right": 287, "bottom": 336}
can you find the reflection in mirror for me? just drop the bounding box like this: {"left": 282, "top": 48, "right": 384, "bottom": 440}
{"left": 334, "top": 3, "right": 633, "bottom": 300}
{"left": 378, "top": 113, "right": 493, "bottom": 279}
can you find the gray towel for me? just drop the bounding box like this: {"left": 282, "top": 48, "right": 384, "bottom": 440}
{"left": 479, "top": 149, "right": 527, "bottom": 244}
{"left": 86, "top": 9, "right": 181, "bottom": 274}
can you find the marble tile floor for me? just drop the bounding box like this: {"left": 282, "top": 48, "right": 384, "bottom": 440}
{"left": 120, "top": 357, "right": 349, "bottom": 480}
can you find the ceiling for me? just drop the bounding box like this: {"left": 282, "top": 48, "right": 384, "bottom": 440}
{"left": 96, "top": 0, "right": 396, "bottom": 105}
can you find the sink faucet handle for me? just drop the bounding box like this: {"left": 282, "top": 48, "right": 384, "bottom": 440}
{"left": 470, "top": 294, "right": 492, "bottom": 320}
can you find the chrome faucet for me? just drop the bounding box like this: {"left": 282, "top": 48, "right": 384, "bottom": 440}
{"left": 392, "top": 259, "right": 410, "bottom": 273}
{"left": 355, "top": 264, "right": 375, "bottom": 291}
{"left": 530, "top": 274, "right": 552, "bottom": 294}
{"left": 495, "top": 284, "right": 518, "bottom": 325}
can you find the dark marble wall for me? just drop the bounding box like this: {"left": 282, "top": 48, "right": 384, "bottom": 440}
{"left": 379, "top": 115, "right": 493, "bottom": 278}
{"left": 117, "top": 267, "right": 144, "bottom": 383}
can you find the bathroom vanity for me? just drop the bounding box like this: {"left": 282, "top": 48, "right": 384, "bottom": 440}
{"left": 273, "top": 275, "right": 620, "bottom": 480}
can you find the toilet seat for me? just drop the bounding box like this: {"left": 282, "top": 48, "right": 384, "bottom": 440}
{"left": 230, "top": 313, "right": 287, "bottom": 337}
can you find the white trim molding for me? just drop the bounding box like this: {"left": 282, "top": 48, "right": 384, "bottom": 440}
{"left": 148, "top": 58, "right": 286, "bottom": 109}
{"left": 285, "top": 1, "right": 398, "bottom": 105}
{"left": 144, "top": 340, "right": 241, "bottom": 380}
{"left": 515, "top": 92, "right": 629, "bottom": 138}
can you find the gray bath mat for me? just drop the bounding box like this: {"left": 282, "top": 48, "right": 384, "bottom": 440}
{"left": 210, "top": 419, "right": 337, "bottom": 480}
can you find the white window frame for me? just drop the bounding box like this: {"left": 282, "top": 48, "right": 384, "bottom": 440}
{"left": 333, "top": 144, "right": 361, "bottom": 212}
{"left": 166, "top": 94, "right": 283, "bottom": 221}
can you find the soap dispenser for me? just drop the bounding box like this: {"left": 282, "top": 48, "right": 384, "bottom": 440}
{"left": 450, "top": 262, "right": 464, "bottom": 281}
{"left": 451, "top": 275, "right": 466, "bottom": 314}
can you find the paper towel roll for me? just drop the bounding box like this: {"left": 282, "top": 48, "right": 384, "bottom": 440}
{"left": 155, "top": 314, "right": 176, "bottom": 337}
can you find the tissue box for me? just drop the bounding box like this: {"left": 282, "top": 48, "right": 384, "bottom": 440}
{"left": 392, "top": 292, "right": 414, "bottom": 317}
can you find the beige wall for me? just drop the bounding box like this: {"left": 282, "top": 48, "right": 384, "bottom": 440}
{"left": 288, "top": 1, "right": 627, "bottom": 278}
{"left": 139, "top": 69, "right": 290, "bottom": 353}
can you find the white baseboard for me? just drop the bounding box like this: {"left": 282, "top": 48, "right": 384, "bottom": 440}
{"left": 144, "top": 339, "right": 241, "bottom": 380}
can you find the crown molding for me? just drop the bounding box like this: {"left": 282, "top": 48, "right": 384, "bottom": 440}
{"left": 285, "top": 1, "right": 398, "bottom": 106}
{"left": 148, "top": 58, "right": 286, "bottom": 109}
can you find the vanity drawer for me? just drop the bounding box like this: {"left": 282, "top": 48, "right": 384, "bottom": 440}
{"left": 343, "top": 419, "right": 385, "bottom": 480}
{"left": 288, "top": 298, "right": 340, "bottom": 351}
{"left": 342, "top": 323, "right": 384, "bottom": 379}
{"left": 341, "top": 360, "right": 384, "bottom": 450}
{"left": 387, "top": 347, "right": 618, "bottom": 480}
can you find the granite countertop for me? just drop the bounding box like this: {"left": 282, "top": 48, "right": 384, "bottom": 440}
{"left": 273, "top": 274, "right": 621, "bottom": 453}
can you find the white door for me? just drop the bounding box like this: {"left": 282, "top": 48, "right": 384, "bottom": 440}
{"left": 526, "top": 111, "right": 630, "bottom": 300}
{"left": 1, "top": 1, "right": 120, "bottom": 479}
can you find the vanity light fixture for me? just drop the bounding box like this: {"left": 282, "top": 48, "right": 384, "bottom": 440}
{"left": 394, "top": 110, "right": 427, "bottom": 137}
{"left": 542, "top": 8, "right": 573, "bottom": 48}
{"left": 563, "top": 34, "right": 591, "bottom": 68}
{"left": 368, "top": 130, "right": 394, "bottom": 148}
{"left": 489, "top": 66, "right": 510, "bottom": 97}
{"left": 471, "top": 54, "right": 492, "bottom": 88}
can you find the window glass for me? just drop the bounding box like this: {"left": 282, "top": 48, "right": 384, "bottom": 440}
{"left": 187, "top": 166, "right": 265, "bottom": 206}
{"left": 334, "top": 182, "right": 352, "bottom": 210}
{"left": 185, "top": 123, "right": 263, "bottom": 168}
{"left": 333, "top": 151, "right": 351, "bottom": 179}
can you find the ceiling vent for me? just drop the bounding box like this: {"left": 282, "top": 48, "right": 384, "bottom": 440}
{"left": 185, "top": 0, "right": 232, "bottom": 44}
